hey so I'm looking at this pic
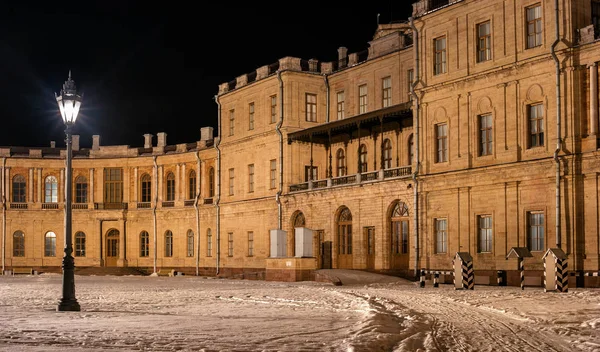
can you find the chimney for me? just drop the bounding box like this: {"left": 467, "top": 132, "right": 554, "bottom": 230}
{"left": 338, "top": 46, "right": 348, "bottom": 68}
{"left": 308, "top": 58, "right": 319, "bottom": 72}
{"left": 157, "top": 132, "right": 167, "bottom": 147}
{"left": 72, "top": 135, "right": 80, "bottom": 151}
{"left": 50, "top": 141, "right": 56, "bottom": 148}
{"left": 200, "top": 127, "right": 214, "bottom": 141}
{"left": 143, "top": 134, "right": 153, "bottom": 148}
{"left": 92, "top": 135, "right": 101, "bottom": 150}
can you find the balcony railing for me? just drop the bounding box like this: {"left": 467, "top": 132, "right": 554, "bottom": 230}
{"left": 332, "top": 175, "right": 357, "bottom": 186}
{"left": 384, "top": 166, "right": 412, "bottom": 178}
{"left": 9, "top": 203, "right": 28, "bottom": 210}
{"left": 203, "top": 198, "right": 213, "bottom": 205}
{"left": 94, "top": 202, "right": 128, "bottom": 210}
{"left": 313, "top": 180, "right": 328, "bottom": 189}
{"left": 42, "top": 203, "right": 59, "bottom": 210}
{"left": 361, "top": 171, "right": 379, "bottom": 182}
{"left": 137, "top": 202, "right": 151, "bottom": 209}
{"left": 162, "top": 201, "right": 175, "bottom": 208}
{"left": 290, "top": 183, "right": 309, "bottom": 192}
{"left": 184, "top": 200, "right": 196, "bottom": 207}
{"left": 72, "top": 203, "right": 88, "bottom": 210}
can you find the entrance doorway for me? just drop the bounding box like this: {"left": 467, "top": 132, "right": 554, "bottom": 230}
{"left": 390, "top": 201, "right": 410, "bottom": 270}
{"left": 336, "top": 207, "right": 353, "bottom": 269}
{"left": 105, "top": 229, "right": 119, "bottom": 267}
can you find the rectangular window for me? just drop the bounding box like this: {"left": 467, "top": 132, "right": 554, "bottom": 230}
{"left": 306, "top": 93, "right": 317, "bottom": 122}
{"left": 407, "top": 69, "right": 414, "bottom": 102}
{"left": 165, "top": 232, "right": 173, "bottom": 257}
{"left": 75, "top": 233, "right": 86, "bottom": 257}
{"left": 207, "top": 232, "right": 212, "bottom": 257}
{"left": 479, "top": 114, "right": 493, "bottom": 156}
{"left": 337, "top": 91, "right": 345, "bottom": 120}
{"left": 45, "top": 234, "right": 56, "bottom": 257}
{"left": 247, "top": 231, "right": 254, "bottom": 256}
{"left": 187, "top": 231, "right": 194, "bottom": 257}
{"left": 528, "top": 103, "right": 544, "bottom": 148}
{"left": 528, "top": 211, "right": 545, "bottom": 251}
{"left": 434, "top": 36, "right": 447, "bottom": 75}
{"left": 248, "top": 164, "right": 254, "bottom": 193}
{"left": 478, "top": 215, "right": 493, "bottom": 253}
{"left": 435, "top": 219, "right": 448, "bottom": 253}
{"left": 140, "top": 232, "right": 149, "bottom": 257}
{"left": 359, "top": 84, "right": 368, "bottom": 114}
{"left": 270, "top": 95, "right": 277, "bottom": 124}
{"left": 12, "top": 177, "right": 26, "bottom": 203}
{"left": 304, "top": 166, "right": 318, "bottom": 182}
{"left": 401, "top": 220, "right": 409, "bottom": 254}
{"left": 477, "top": 21, "right": 492, "bottom": 62}
{"left": 270, "top": 159, "right": 277, "bottom": 189}
{"left": 75, "top": 180, "right": 88, "bottom": 203}
{"left": 382, "top": 76, "right": 392, "bottom": 108}
{"left": 436, "top": 123, "right": 448, "bottom": 163}
{"left": 103, "top": 168, "right": 123, "bottom": 203}
{"left": 229, "top": 168, "right": 234, "bottom": 196}
{"left": 248, "top": 102, "right": 255, "bottom": 130}
{"left": 229, "top": 109, "right": 235, "bottom": 136}
{"left": 228, "top": 232, "right": 234, "bottom": 257}
{"left": 526, "top": 4, "right": 542, "bottom": 49}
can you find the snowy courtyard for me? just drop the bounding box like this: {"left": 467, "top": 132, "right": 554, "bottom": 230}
{"left": 0, "top": 272, "right": 599, "bottom": 351}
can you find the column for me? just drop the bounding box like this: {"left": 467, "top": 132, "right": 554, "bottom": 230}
{"left": 158, "top": 166, "right": 163, "bottom": 202}
{"left": 122, "top": 167, "right": 129, "bottom": 203}
{"left": 4, "top": 167, "right": 10, "bottom": 202}
{"left": 60, "top": 168, "right": 65, "bottom": 202}
{"left": 89, "top": 168, "right": 94, "bottom": 204}
{"left": 177, "top": 164, "right": 183, "bottom": 201}
{"left": 118, "top": 219, "right": 127, "bottom": 267}
{"left": 590, "top": 63, "right": 598, "bottom": 136}
{"left": 97, "top": 168, "right": 104, "bottom": 204}
{"left": 37, "top": 168, "right": 42, "bottom": 203}
{"left": 28, "top": 168, "right": 34, "bottom": 203}
{"left": 133, "top": 167, "right": 138, "bottom": 202}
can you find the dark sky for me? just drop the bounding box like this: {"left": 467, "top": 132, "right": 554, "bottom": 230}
{"left": 0, "top": 2, "right": 413, "bottom": 149}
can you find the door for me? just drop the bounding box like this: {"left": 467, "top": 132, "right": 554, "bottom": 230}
{"left": 365, "top": 227, "right": 375, "bottom": 270}
{"left": 336, "top": 207, "right": 353, "bottom": 269}
{"left": 391, "top": 219, "right": 410, "bottom": 270}
{"left": 105, "top": 229, "right": 119, "bottom": 267}
{"left": 322, "top": 241, "right": 332, "bottom": 269}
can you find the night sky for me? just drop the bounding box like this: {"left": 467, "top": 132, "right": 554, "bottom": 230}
{"left": 0, "top": 2, "right": 413, "bottom": 149}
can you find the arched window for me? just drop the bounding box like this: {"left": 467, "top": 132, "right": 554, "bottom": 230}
{"left": 187, "top": 229, "right": 194, "bottom": 257}
{"left": 45, "top": 231, "right": 56, "bottom": 257}
{"left": 141, "top": 174, "right": 152, "bottom": 203}
{"left": 207, "top": 228, "right": 213, "bottom": 257}
{"left": 408, "top": 134, "right": 414, "bottom": 165}
{"left": 382, "top": 139, "right": 392, "bottom": 169}
{"left": 45, "top": 176, "right": 58, "bottom": 203}
{"left": 209, "top": 167, "right": 215, "bottom": 198}
{"left": 13, "top": 231, "right": 25, "bottom": 257}
{"left": 336, "top": 149, "right": 346, "bottom": 177}
{"left": 12, "top": 175, "right": 26, "bottom": 203}
{"left": 75, "top": 176, "right": 88, "bottom": 203}
{"left": 359, "top": 144, "right": 368, "bottom": 173}
{"left": 140, "top": 231, "right": 150, "bottom": 257}
{"left": 188, "top": 170, "right": 197, "bottom": 200}
{"left": 75, "top": 232, "right": 86, "bottom": 257}
{"left": 293, "top": 211, "right": 305, "bottom": 228}
{"left": 165, "top": 230, "right": 173, "bottom": 257}
{"left": 391, "top": 201, "right": 410, "bottom": 254}
{"left": 337, "top": 207, "right": 353, "bottom": 255}
{"left": 166, "top": 173, "right": 175, "bottom": 201}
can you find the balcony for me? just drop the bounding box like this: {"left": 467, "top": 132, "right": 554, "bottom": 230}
{"left": 9, "top": 203, "right": 28, "bottom": 210}
{"left": 42, "top": 203, "right": 59, "bottom": 210}
{"left": 137, "top": 202, "right": 151, "bottom": 209}
{"left": 162, "top": 201, "right": 175, "bottom": 208}
{"left": 94, "top": 203, "right": 128, "bottom": 210}
{"left": 289, "top": 166, "right": 412, "bottom": 193}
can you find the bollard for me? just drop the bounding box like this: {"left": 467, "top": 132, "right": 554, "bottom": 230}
{"left": 519, "top": 258, "right": 525, "bottom": 290}
{"left": 433, "top": 272, "right": 439, "bottom": 288}
{"left": 419, "top": 269, "right": 425, "bottom": 288}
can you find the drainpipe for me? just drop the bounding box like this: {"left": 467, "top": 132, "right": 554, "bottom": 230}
{"left": 152, "top": 156, "right": 158, "bottom": 274}
{"left": 550, "top": 0, "right": 562, "bottom": 248}
{"left": 409, "top": 17, "right": 421, "bottom": 277}
{"left": 1, "top": 158, "right": 5, "bottom": 274}
{"left": 276, "top": 71, "right": 284, "bottom": 229}
{"left": 214, "top": 94, "right": 222, "bottom": 275}
{"left": 194, "top": 151, "right": 201, "bottom": 276}
{"left": 324, "top": 74, "right": 330, "bottom": 123}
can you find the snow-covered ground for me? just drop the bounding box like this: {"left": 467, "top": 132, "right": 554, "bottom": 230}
{"left": 0, "top": 273, "right": 599, "bottom": 351}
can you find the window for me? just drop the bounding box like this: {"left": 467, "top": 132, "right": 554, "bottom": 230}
{"left": 527, "top": 211, "right": 545, "bottom": 251}
{"left": 359, "top": 84, "right": 368, "bottom": 114}
{"left": 359, "top": 144, "right": 368, "bottom": 172}
{"left": 336, "top": 149, "right": 346, "bottom": 177}
{"left": 478, "top": 215, "right": 493, "bottom": 253}
{"left": 594, "top": 1, "right": 600, "bottom": 38}
{"left": 207, "top": 229, "right": 212, "bottom": 257}
{"left": 13, "top": 231, "right": 24, "bottom": 257}
{"left": 45, "top": 231, "right": 56, "bottom": 257}
{"left": 247, "top": 231, "right": 254, "bottom": 256}
{"left": 337, "top": 207, "right": 352, "bottom": 255}
{"left": 165, "top": 230, "right": 173, "bottom": 257}
{"left": 526, "top": 4, "right": 542, "bottom": 49}
{"left": 306, "top": 93, "right": 317, "bottom": 122}
{"left": 75, "top": 231, "right": 86, "bottom": 257}
{"left": 44, "top": 176, "right": 58, "bottom": 203}
{"left": 391, "top": 202, "right": 409, "bottom": 255}
{"left": 477, "top": 21, "right": 492, "bottom": 62}
{"left": 140, "top": 174, "right": 152, "bottom": 203}
{"left": 75, "top": 176, "right": 88, "bottom": 203}
{"left": 187, "top": 230, "right": 194, "bottom": 257}
{"left": 248, "top": 102, "right": 255, "bottom": 130}
{"left": 304, "top": 166, "right": 318, "bottom": 182}
{"left": 382, "top": 76, "right": 392, "bottom": 108}
{"left": 248, "top": 164, "right": 254, "bottom": 193}
{"left": 104, "top": 168, "right": 123, "bottom": 204}
{"left": 434, "top": 36, "right": 447, "bottom": 75}
{"left": 408, "top": 134, "right": 414, "bottom": 165}
{"left": 166, "top": 172, "right": 175, "bottom": 201}
{"left": 270, "top": 159, "right": 277, "bottom": 189}
{"left": 140, "top": 231, "right": 150, "bottom": 257}
{"left": 528, "top": 103, "right": 544, "bottom": 148}
{"left": 228, "top": 232, "right": 234, "bottom": 257}
{"left": 209, "top": 167, "right": 215, "bottom": 198}
{"left": 479, "top": 114, "right": 493, "bottom": 156}
{"left": 337, "top": 91, "right": 345, "bottom": 120}
{"left": 270, "top": 95, "right": 277, "bottom": 124}
{"left": 229, "top": 109, "right": 235, "bottom": 136}
{"left": 382, "top": 139, "right": 392, "bottom": 169}
{"left": 435, "top": 219, "right": 447, "bottom": 253}
{"left": 188, "top": 170, "right": 197, "bottom": 200}
{"left": 407, "top": 69, "right": 414, "bottom": 101}
{"left": 229, "top": 168, "right": 235, "bottom": 195}
{"left": 12, "top": 175, "right": 26, "bottom": 203}
{"left": 436, "top": 123, "right": 448, "bottom": 163}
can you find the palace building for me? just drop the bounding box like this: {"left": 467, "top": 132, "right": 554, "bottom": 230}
{"left": 2, "top": 0, "right": 600, "bottom": 287}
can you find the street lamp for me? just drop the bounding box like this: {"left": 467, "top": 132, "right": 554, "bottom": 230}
{"left": 55, "top": 71, "right": 82, "bottom": 312}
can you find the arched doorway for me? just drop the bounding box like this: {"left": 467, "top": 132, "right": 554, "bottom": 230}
{"left": 390, "top": 201, "right": 410, "bottom": 270}
{"left": 105, "top": 229, "right": 120, "bottom": 267}
{"left": 336, "top": 206, "right": 353, "bottom": 269}
{"left": 290, "top": 211, "right": 306, "bottom": 257}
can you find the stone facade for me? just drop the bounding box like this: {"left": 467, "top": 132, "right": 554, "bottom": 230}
{"left": 1, "top": 0, "right": 600, "bottom": 287}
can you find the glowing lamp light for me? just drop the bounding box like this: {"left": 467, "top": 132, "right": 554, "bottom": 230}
{"left": 55, "top": 71, "right": 83, "bottom": 125}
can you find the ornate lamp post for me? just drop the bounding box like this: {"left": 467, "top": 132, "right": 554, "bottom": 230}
{"left": 55, "top": 71, "right": 82, "bottom": 312}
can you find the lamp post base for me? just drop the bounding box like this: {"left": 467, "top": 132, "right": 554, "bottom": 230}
{"left": 57, "top": 299, "right": 81, "bottom": 312}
